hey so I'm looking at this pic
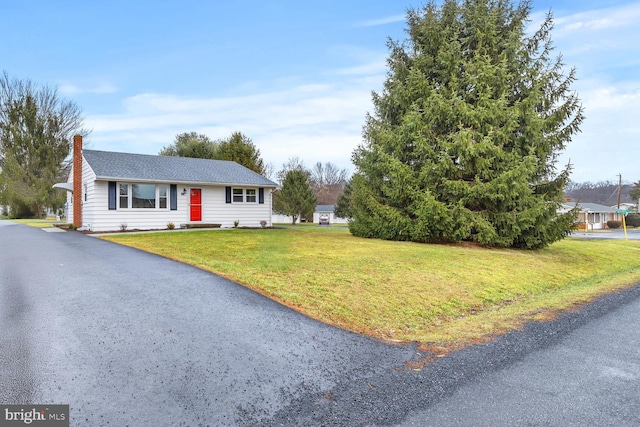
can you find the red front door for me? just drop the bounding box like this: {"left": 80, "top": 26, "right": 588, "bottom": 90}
{"left": 190, "top": 188, "right": 202, "bottom": 221}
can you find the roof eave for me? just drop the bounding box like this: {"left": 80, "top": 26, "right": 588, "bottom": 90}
{"left": 94, "top": 176, "right": 277, "bottom": 187}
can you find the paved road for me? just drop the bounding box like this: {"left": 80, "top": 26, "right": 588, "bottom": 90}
{"left": 400, "top": 287, "right": 640, "bottom": 426}
{"left": 569, "top": 228, "right": 640, "bottom": 240}
{"left": 1, "top": 221, "right": 639, "bottom": 426}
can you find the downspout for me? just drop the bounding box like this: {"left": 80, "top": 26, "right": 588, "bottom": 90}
{"left": 73, "top": 134, "right": 82, "bottom": 228}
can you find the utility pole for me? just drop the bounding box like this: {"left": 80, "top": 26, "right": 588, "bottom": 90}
{"left": 617, "top": 173, "right": 622, "bottom": 209}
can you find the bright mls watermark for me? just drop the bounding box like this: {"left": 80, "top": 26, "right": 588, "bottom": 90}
{"left": 0, "top": 405, "right": 68, "bottom": 427}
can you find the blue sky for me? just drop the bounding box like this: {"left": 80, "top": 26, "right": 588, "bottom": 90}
{"left": 2, "top": 0, "right": 639, "bottom": 183}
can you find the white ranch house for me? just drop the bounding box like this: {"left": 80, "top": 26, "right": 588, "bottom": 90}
{"left": 61, "top": 136, "right": 277, "bottom": 232}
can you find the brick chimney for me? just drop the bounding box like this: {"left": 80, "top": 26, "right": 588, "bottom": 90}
{"left": 73, "top": 134, "right": 82, "bottom": 228}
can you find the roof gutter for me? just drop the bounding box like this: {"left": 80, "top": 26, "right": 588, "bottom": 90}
{"left": 93, "top": 176, "right": 278, "bottom": 187}
{"left": 52, "top": 182, "right": 74, "bottom": 192}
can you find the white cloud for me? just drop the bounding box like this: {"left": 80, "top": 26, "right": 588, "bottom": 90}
{"left": 537, "top": 2, "right": 640, "bottom": 183}
{"left": 559, "top": 79, "right": 640, "bottom": 183}
{"left": 327, "top": 45, "right": 389, "bottom": 77}
{"left": 85, "top": 61, "right": 388, "bottom": 174}
{"left": 580, "top": 83, "right": 640, "bottom": 112}
{"left": 553, "top": 3, "right": 640, "bottom": 34}
{"left": 334, "top": 60, "right": 387, "bottom": 77}
{"left": 355, "top": 14, "right": 406, "bottom": 28}
{"left": 58, "top": 81, "right": 118, "bottom": 96}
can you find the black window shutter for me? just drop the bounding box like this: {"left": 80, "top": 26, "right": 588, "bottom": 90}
{"left": 258, "top": 188, "right": 264, "bottom": 204}
{"left": 170, "top": 184, "right": 177, "bottom": 210}
{"left": 108, "top": 181, "right": 116, "bottom": 210}
{"left": 225, "top": 186, "right": 232, "bottom": 204}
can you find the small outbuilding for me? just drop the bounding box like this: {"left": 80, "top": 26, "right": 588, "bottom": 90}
{"left": 312, "top": 205, "right": 348, "bottom": 225}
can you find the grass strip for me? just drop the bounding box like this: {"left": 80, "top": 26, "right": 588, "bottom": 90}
{"left": 6, "top": 218, "right": 57, "bottom": 228}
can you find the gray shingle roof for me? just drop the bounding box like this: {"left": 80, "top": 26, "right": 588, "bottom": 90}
{"left": 83, "top": 150, "right": 277, "bottom": 187}
{"left": 562, "top": 202, "right": 619, "bottom": 213}
{"left": 315, "top": 205, "right": 335, "bottom": 212}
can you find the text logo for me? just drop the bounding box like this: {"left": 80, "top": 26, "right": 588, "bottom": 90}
{"left": 0, "top": 405, "right": 68, "bottom": 427}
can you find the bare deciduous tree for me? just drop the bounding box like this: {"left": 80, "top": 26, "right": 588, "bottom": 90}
{"left": 277, "top": 157, "right": 308, "bottom": 185}
{"left": 309, "top": 162, "right": 349, "bottom": 205}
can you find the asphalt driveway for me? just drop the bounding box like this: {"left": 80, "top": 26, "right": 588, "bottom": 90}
{"left": 0, "top": 222, "right": 421, "bottom": 425}
{"left": 1, "top": 221, "right": 639, "bottom": 426}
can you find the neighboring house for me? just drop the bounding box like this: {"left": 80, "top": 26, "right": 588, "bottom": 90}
{"left": 58, "top": 135, "right": 277, "bottom": 232}
{"left": 560, "top": 202, "right": 624, "bottom": 230}
{"left": 312, "top": 205, "right": 348, "bottom": 224}
{"left": 611, "top": 202, "right": 637, "bottom": 213}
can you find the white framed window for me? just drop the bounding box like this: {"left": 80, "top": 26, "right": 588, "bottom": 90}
{"left": 118, "top": 183, "right": 169, "bottom": 209}
{"left": 232, "top": 188, "right": 244, "bottom": 203}
{"left": 132, "top": 184, "right": 156, "bottom": 208}
{"left": 119, "top": 184, "right": 129, "bottom": 209}
{"left": 232, "top": 188, "right": 257, "bottom": 203}
{"left": 159, "top": 185, "right": 167, "bottom": 209}
{"left": 245, "top": 189, "right": 257, "bottom": 203}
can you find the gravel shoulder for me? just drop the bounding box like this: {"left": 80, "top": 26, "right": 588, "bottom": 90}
{"left": 271, "top": 283, "right": 640, "bottom": 426}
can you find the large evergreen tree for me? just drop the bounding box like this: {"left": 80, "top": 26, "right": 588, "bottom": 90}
{"left": 159, "top": 132, "right": 218, "bottom": 159}
{"left": 334, "top": 175, "right": 356, "bottom": 219}
{"left": 0, "top": 72, "right": 84, "bottom": 218}
{"left": 350, "top": 0, "right": 583, "bottom": 249}
{"left": 160, "top": 131, "right": 267, "bottom": 176}
{"left": 628, "top": 181, "right": 640, "bottom": 207}
{"left": 215, "top": 132, "right": 265, "bottom": 175}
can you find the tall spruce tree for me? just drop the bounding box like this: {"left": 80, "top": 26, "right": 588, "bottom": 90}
{"left": 628, "top": 181, "right": 640, "bottom": 207}
{"left": 273, "top": 169, "right": 317, "bottom": 224}
{"left": 334, "top": 176, "right": 355, "bottom": 219}
{"left": 350, "top": 0, "right": 583, "bottom": 249}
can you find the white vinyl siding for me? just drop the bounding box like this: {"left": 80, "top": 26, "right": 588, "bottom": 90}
{"left": 86, "top": 181, "right": 186, "bottom": 232}
{"left": 79, "top": 183, "right": 272, "bottom": 232}
{"left": 92, "top": 185, "right": 272, "bottom": 231}
{"left": 202, "top": 187, "right": 271, "bottom": 228}
{"left": 66, "top": 159, "right": 97, "bottom": 228}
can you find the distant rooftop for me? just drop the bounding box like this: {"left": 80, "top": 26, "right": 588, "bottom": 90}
{"left": 562, "top": 202, "right": 620, "bottom": 213}
{"left": 315, "top": 205, "right": 335, "bottom": 212}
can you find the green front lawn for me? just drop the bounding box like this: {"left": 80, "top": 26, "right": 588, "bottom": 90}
{"left": 6, "top": 218, "right": 58, "bottom": 228}
{"left": 101, "top": 226, "right": 640, "bottom": 350}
